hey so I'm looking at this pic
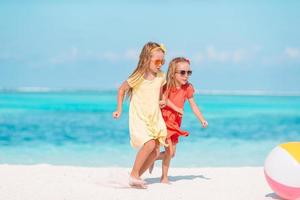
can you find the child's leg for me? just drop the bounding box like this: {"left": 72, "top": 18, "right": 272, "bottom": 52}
{"left": 138, "top": 140, "right": 160, "bottom": 176}
{"left": 161, "top": 139, "right": 176, "bottom": 183}
{"left": 148, "top": 138, "right": 170, "bottom": 174}
{"left": 130, "top": 139, "right": 157, "bottom": 179}
{"left": 147, "top": 150, "right": 165, "bottom": 174}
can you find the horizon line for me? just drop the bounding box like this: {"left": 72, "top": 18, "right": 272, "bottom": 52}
{"left": 1, "top": 87, "right": 300, "bottom": 97}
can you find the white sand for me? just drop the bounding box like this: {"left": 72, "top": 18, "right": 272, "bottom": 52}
{"left": 0, "top": 165, "right": 278, "bottom": 200}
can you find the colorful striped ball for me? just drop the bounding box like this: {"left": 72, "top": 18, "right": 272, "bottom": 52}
{"left": 264, "top": 142, "right": 300, "bottom": 200}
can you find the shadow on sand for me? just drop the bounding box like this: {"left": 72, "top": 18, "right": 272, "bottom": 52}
{"left": 145, "top": 174, "right": 210, "bottom": 185}
{"left": 265, "top": 193, "right": 282, "bottom": 200}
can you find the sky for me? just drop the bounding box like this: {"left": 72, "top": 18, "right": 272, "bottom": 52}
{"left": 0, "top": 0, "right": 300, "bottom": 92}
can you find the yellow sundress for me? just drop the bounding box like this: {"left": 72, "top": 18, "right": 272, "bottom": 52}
{"left": 127, "top": 71, "right": 167, "bottom": 148}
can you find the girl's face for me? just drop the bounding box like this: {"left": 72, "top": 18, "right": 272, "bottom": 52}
{"left": 174, "top": 61, "right": 192, "bottom": 86}
{"left": 148, "top": 50, "right": 165, "bottom": 75}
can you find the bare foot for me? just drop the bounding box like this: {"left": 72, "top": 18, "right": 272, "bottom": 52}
{"left": 149, "top": 163, "right": 154, "bottom": 174}
{"left": 129, "top": 176, "right": 147, "bottom": 189}
{"left": 160, "top": 176, "right": 170, "bottom": 184}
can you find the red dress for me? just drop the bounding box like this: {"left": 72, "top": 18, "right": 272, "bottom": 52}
{"left": 161, "top": 83, "right": 195, "bottom": 144}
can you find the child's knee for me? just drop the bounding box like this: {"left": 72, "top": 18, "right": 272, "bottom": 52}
{"left": 165, "top": 150, "right": 174, "bottom": 158}
{"left": 167, "top": 148, "right": 175, "bottom": 158}
{"left": 168, "top": 151, "right": 175, "bottom": 158}
{"left": 144, "top": 139, "right": 156, "bottom": 151}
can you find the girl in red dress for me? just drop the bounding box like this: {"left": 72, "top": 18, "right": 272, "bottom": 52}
{"left": 151, "top": 57, "right": 208, "bottom": 183}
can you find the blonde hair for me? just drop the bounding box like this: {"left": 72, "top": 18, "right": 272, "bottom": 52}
{"left": 126, "top": 42, "right": 165, "bottom": 99}
{"left": 165, "top": 57, "right": 190, "bottom": 97}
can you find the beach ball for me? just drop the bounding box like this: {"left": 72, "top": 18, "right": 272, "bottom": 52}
{"left": 264, "top": 142, "right": 300, "bottom": 200}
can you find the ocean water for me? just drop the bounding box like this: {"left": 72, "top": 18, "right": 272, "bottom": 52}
{"left": 0, "top": 91, "right": 299, "bottom": 167}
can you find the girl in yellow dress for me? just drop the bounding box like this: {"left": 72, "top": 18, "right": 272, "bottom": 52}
{"left": 112, "top": 42, "right": 168, "bottom": 189}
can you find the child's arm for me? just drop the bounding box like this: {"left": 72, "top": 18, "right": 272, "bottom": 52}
{"left": 188, "top": 97, "right": 208, "bottom": 128}
{"left": 159, "top": 87, "right": 167, "bottom": 108}
{"left": 166, "top": 99, "right": 183, "bottom": 115}
{"left": 112, "top": 81, "right": 131, "bottom": 119}
{"left": 159, "top": 89, "right": 183, "bottom": 114}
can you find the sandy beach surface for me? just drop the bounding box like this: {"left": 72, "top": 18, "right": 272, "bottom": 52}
{"left": 0, "top": 164, "right": 278, "bottom": 200}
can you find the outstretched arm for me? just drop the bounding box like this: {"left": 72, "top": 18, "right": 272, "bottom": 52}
{"left": 112, "top": 81, "right": 131, "bottom": 119}
{"left": 188, "top": 97, "right": 208, "bottom": 128}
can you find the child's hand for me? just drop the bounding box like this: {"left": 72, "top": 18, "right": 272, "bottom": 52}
{"left": 201, "top": 120, "right": 208, "bottom": 128}
{"left": 159, "top": 100, "right": 166, "bottom": 108}
{"left": 177, "top": 108, "right": 184, "bottom": 115}
{"left": 112, "top": 110, "right": 121, "bottom": 119}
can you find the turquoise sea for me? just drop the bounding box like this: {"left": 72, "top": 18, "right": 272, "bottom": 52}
{"left": 0, "top": 91, "right": 299, "bottom": 167}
